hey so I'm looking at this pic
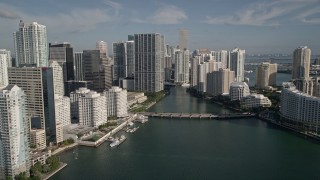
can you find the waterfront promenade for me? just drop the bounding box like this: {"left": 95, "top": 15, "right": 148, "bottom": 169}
{"left": 139, "top": 112, "right": 255, "bottom": 119}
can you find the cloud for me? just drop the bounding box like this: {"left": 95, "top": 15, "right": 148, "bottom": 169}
{"left": 0, "top": 4, "right": 21, "bottom": 19}
{"left": 296, "top": 6, "right": 320, "bottom": 24}
{"left": 104, "top": 0, "right": 122, "bottom": 16}
{"left": 0, "top": 2, "right": 121, "bottom": 33}
{"left": 35, "top": 8, "right": 113, "bottom": 33}
{"left": 0, "top": 9, "right": 20, "bottom": 19}
{"left": 203, "top": 0, "right": 320, "bottom": 26}
{"left": 133, "top": 5, "right": 187, "bottom": 24}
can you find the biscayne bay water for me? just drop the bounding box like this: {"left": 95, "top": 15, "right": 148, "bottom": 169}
{"left": 51, "top": 85, "right": 320, "bottom": 180}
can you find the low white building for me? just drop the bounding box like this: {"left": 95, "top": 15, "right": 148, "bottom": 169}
{"left": 30, "top": 129, "right": 46, "bottom": 151}
{"left": 280, "top": 82, "right": 320, "bottom": 132}
{"left": 241, "top": 94, "right": 271, "bottom": 109}
{"left": 127, "top": 92, "right": 147, "bottom": 106}
{"left": 30, "top": 150, "right": 51, "bottom": 166}
{"left": 229, "top": 82, "right": 250, "bottom": 101}
{"left": 104, "top": 86, "right": 128, "bottom": 117}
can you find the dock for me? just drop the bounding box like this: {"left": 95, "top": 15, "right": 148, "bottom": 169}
{"left": 139, "top": 112, "right": 255, "bottom": 119}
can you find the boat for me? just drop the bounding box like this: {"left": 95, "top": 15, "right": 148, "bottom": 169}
{"left": 118, "top": 135, "right": 127, "bottom": 145}
{"left": 135, "top": 115, "right": 148, "bottom": 123}
{"left": 110, "top": 138, "right": 120, "bottom": 147}
{"left": 128, "top": 122, "right": 134, "bottom": 126}
{"left": 110, "top": 135, "right": 127, "bottom": 148}
{"left": 129, "top": 126, "right": 139, "bottom": 133}
{"left": 107, "top": 136, "right": 114, "bottom": 142}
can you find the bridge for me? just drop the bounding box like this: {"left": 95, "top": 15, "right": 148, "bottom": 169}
{"left": 139, "top": 112, "right": 256, "bottom": 120}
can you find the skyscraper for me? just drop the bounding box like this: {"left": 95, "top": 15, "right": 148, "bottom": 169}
{"left": 211, "top": 50, "right": 229, "bottom": 69}
{"left": 96, "top": 41, "right": 108, "bottom": 58}
{"left": 83, "top": 50, "right": 106, "bottom": 92}
{"left": 0, "top": 49, "right": 12, "bottom": 67}
{"left": 179, "top": 29, "right": 188, "bottom": 50}
{"left": 256, "top": 62, "right": 277, "bottom": 89}
{"left": 8, "top": 67, "right": 46, "bottom": 130}
{"left": 49, "top": 61, "right": 64, "bottom": 96}
{"left": 174, "top": 49, "right": 190, "bottom": 84}
{"left": 134, "top": 33, "right": 165, "bottom": 93}
{"left": 230, "top": 48, "right": 245, "bottom": 82}
{"left": 74, "top": 52, "right": 84, "bottom": 81}
{"left": 292, "top": 46, "right": 311, "bottom": 80}
{"left": 0, "top": 85, "right": 30, "bottom": 179}
{"left": 190, "top": 56, "right": 201, "bottom": 88}
{"left": 13, "top": 20, "right": 48, "bottom": 67}
{"left": 113, "top": 41, "right": 135, "bottom": 85}
{"left": 49, "top": 42, "right": 74, "bottom": 82}
{"left": 0, "top": 54, "right": 9, "bottom": 87}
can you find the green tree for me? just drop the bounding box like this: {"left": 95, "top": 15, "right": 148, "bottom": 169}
{"left": 14, "top": 172, "right": 28, "bottom": 180}
{"left": 30, "top": 162, "right": 42, "bottom": 177}
{"left": 46, "top": 155, "right": 60, "bottom": 171}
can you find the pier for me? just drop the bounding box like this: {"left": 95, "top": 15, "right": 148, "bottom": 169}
{"left": 139, "top": 112, "right": 255, "bottom": 119}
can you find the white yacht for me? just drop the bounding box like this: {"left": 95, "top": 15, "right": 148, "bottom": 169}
{"left": 110, "top": 138, "right": 120, "bottom": 147}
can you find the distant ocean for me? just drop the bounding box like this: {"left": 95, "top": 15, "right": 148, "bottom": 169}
{"left": 245, "top": 56, "right": 292, "bottom": 64}
{"left": 245, "top": 55, "right": 319, "bottom": 64}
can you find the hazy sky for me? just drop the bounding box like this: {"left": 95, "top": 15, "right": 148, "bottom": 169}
{"left": 0, "top": 0, "right": 320, "bottom": 55}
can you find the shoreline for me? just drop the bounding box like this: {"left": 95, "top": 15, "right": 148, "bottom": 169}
{"left": 42, "top": 163, "right": 67, "bottom": 180}
{"left": 258, "top": 115, "right": 320, "bottom": 142}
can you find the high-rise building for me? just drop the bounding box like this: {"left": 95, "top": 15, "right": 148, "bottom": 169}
{"left": 8, "top": 66, "right": 64, "bottom": 143}
{"left": 8, "top": 67, "right": 46, "bottom": 130}
{"left": 230, "top": 48, "right": 245, "bottom": 82}
{"left": 197, "top": 63, "right": 208, "bottom": 93}
{"left": 211, "top": 50, "right": 229, "bottom": 69}
{"left": 134, "top": 33, "right": 165, "bottom": 93}
{"left": 0, "top": 54, "right": 9, "bottom": 87}
{"left": 190, "top": 56, "right": 201, "bottom": 88}
{"left": 54, "top": 95, "right": 71, "bottom": 127}
{"left": 206, "top": 68, "right": 235, "bottom": 96}
{"left": 13, "top": 20, "right": 48, "bottom": 67}
{"left": 174, "top": 49, "right": 189, "bottom": 84}
{"left": 49, "top": 61, "right": 64, "bottom": 96}
{"left": 96, "top": 41, "right": 108, "bottom": 58}
{"left": 49, "top": 42, "right": 74, "bottom": 82}
{"left": 113, "top": 41, "right": 135, "bottom": 85}
{"left": 256, "top": 62, "right": 277, "bottom": 89}
{"left": 83, "top": 50, "right": 106, "bottom": 92}
{"left": 292, "top": 46, "right": 311, "bottom": 80}
{"left": 0, "top": 85, "right": 30, "bottom": 179}
{"left": 229, "top": 82, "right": 250, "bottom": 101}
{"left": 179, "top": 29, "right": 188, "bottom": 50}
{"left": 74, "top": 52, "right": 84, "bottom": 81}
{"left": 105, "top": 64, "right": 114, "bottom": 89}
{"left": 104, "top": 86, "right": 128, "bottom": 118}
{"left": 0, "top": 49, "right": 12, "bottom": 67}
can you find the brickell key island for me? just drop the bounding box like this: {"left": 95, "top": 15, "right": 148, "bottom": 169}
{"left": 1, "top": 1, "right": 320, "bottom": 180}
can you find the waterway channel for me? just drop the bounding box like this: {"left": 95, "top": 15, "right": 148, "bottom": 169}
{"left": 51, "top": 86, "right": 320, "bottom": 180}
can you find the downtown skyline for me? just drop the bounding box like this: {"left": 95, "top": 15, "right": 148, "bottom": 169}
{"left": 0, "top": 0, "right": 320, "bottom": 54}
